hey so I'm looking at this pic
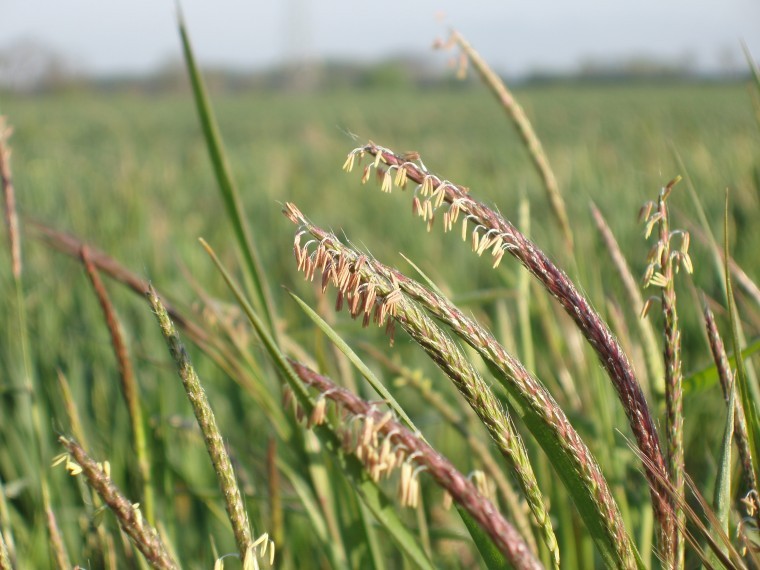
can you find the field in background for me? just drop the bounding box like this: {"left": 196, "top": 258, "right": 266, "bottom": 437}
{"left": 0, "top": 80, "right": 758, "bottom": 567}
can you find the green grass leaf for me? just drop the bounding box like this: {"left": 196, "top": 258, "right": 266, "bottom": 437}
{"left": 684, "top": 337, "right": 760, "bottom": 394}
{"left": 724, "top": 193, "right": 760, "bottom": 493}
{"left": 457, "top": 506, "right": 508, "bottom": 569}
{"left": 277, "top": 458, "right": 347, "bottom": 569}
{"left": 712, "top": 376, "right": 734, "bottom": 563}
{"left": 178, "top": 12, "right": 278, "bottom": 340}
{"left": 287, "top": 290, "right": 418, "bottom": 432}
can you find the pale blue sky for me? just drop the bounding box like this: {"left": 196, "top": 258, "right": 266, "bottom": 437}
{"left": 3, "top": 1, "right": 759, "bottom": 76}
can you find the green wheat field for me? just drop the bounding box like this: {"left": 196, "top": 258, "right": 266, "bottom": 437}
{"left": 1, "top": 29, "right": 759, "bottom": 570}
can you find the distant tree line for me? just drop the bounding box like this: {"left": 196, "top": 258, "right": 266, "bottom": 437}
{"left": 0, "top": 39, "right": 749, "bottom": 95}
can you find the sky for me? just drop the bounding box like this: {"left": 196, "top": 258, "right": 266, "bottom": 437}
{"left": 2, "top": 1, "right": 760, "bottom": 77}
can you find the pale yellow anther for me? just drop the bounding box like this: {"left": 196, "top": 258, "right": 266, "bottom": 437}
{"left": 649, "top": 272, "right": 669, "bottom": 288}
{"left": 640, "top": 297, "right": 654, "bottom": 319}
{"left": 362, "top": 416, "right": 375, "bottom": 447}
{"left": 449, "top": 203, "right": 460, "bottom": 224}
{"left": 412, "top": 196, "right": 421, "bottom": 217}
{"left": 681, "top": 252, "right": 694, "bottom": 274}
{"left": 642, "top": 264, "right": 655, "bottom": 286}
{"left": 52, "top": 453, "right": 69, "bottom": 468}
{"left": 133, "top": 503, "right": 143, "bottom": 530}
{"left": 66, "top": 458, "right": 82, "bottom": 476}
{"left": 477, "top": 234, "right": 492, "bottom": 256}
{"left": 394, "top": 166, "right": 408, "bottom": 187}
{"left": 399, "top": 462, "right": 412, "bottom": 506}
{"left": 644, "top": 214, "right": 662, "bottom": 239}
{"left": 492, "top": 248, "right": 505, "bottom": 269}
{"left": 375, "top": 411, "right": 394, "bottom": 432}
{"left": 442, "top": 490, "right": 453, "bottom": 511}
{"left": 381, "top": 171, "right": 393, "bottom": 193}
{"left": 242, "top": 548, "right": 256, "bottom": 570}
{"left": 434, "top": 184, "right": 447, "bottom": 208}
{"left": 308, "top": 397, "right": 327, "bottom": 428}
{"left": 421, "top": 175, "right": 433, "bottom": 197}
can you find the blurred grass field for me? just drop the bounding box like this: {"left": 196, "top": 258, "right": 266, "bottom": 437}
{"left": 3, "top": 82, "right": 756, "bottom": 370}
{"left": 1, "top": 79, "right": 759, "bottom": 567}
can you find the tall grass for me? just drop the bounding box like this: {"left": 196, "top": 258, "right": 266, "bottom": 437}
{"left": 0, "top": 17, "right": 759, "bottom": 570}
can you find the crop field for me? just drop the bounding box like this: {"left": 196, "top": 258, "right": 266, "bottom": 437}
{"left": 0, "top": 59, "right": 759, "bottom": 569}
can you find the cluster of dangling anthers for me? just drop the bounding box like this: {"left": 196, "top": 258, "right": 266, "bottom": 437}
{"left": 638, "top": 179, "right": 694, "bottom": 317}
{"left": 52, "top": 451, "right": 155, "bottom": 552}
{"left": 284, "top": 202, "right": 401, "bottom": 346}
{"left": 282, "top": 380, "right": 425, "bottom": 509}
{"left": 343, "top": 143, "right": 512, "bottom": 269}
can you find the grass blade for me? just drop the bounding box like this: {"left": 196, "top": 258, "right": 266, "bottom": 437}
{"left": 684, "top": 337, "right": 760, "bottom": 394}
{"left": 398, "top": 253, "right": 446, "bottom": 298}
{"left": 356, "top": 500, "right": 385, "bottom": 570}
{"left": 303, "top": 430, "right": 351, "bottom": 568}
{"left": 287, "top": 290, "right": 418, "bottom": 432}
{"left": 724, "top": 192, "right": 760, "bottom": 495}
{"left": 703, "top": 300, "right": 757, "bottom": 495}
{"left": 457, "top": 506, "right": 507, "bottom": 569}
{"left": 276, "top": 457, "right": 347, "bottom": 569}
{"left": 0, "top": 533, "right": 10, "bottom": 570}
{"left": 177, "top": 12, "right": 278, "bottom": 339}
{"left": 712, "top": 377, "right": 734, "bottom": 561}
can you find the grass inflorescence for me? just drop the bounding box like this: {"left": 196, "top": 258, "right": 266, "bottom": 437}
{"left": 56, "top": 437, "right": 178, "bottom": 570}
{"left": 288, "top": 359, "right": 543, "bottom": 570}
